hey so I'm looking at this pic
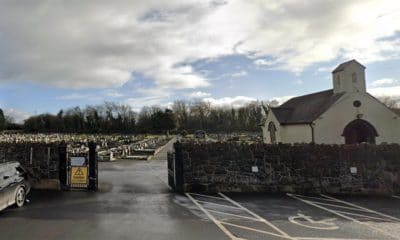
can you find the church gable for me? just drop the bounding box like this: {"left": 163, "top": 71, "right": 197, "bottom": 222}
{"left": 261, "top": 107, "right": 282, "bottom": 143}
{"left": 313, "top": 91, "right": 400, "bottom": 144}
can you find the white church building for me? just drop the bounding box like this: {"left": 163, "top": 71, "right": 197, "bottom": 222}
{"left": 261, "top": 60, "right": 400, "bottom": 144}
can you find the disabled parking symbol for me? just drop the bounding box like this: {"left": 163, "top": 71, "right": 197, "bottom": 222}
{"left": 289, "top": 213, "right": 339, "bottom": 230}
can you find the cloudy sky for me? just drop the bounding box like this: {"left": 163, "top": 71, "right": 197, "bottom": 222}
{"left": 1, "top": 0, "right": 400, "bottom": 122}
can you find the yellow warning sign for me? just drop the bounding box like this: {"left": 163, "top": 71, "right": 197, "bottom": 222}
{"left": 71, "top": 166, "right": 88, "bottom": 185}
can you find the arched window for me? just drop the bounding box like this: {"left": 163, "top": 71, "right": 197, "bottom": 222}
{"left": 268, "top": 121, "right": 277, "bottom": 143}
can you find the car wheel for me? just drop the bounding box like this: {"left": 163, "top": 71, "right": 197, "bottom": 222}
{"left": 15, "top": 187, "right": 26, "bottom": 208}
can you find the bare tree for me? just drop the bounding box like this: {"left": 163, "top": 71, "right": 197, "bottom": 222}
{"left": 379, "top": 96, "right": 398, "bottom": 108}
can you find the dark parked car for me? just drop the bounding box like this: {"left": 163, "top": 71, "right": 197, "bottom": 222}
{"left": 0, "top": 162, "right": 31, "bottom": 211}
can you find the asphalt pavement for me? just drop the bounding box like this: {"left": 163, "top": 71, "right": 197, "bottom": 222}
{"left": 1, "top": 139, "right": 399, "bottom": 240}
{"left": 0, "top": 139, "right": 227, "bottom": 240}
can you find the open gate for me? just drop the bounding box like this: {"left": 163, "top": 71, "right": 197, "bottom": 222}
{"left": 167, "top": 142, "right": 184, "bottom": 192}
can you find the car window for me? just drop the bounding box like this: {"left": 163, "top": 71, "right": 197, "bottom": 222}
{"left": 16, "top": 166, "right": 25, "bottom": 176}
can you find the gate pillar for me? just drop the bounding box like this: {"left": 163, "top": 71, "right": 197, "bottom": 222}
{"left": 88, "top": 142, "right": 98, "bottom": 191}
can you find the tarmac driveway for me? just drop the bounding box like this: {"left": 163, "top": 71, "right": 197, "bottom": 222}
{"left": 0, "top": 139, "right": 227, "bottom": 240}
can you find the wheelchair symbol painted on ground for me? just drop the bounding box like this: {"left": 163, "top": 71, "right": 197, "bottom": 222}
{"left": 289, "top": 213, "right": 339, "bottom": 230}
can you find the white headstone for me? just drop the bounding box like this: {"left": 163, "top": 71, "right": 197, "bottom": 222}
{"left": 350, "top": 167, "right": 357, "bottom": 174}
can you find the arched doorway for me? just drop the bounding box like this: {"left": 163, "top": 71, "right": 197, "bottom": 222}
{"left": 342, "top": 119, "right": 378, "bottom": 144}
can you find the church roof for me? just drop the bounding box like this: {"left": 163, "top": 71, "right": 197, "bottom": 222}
{"left": 271, "top": 89, "right": 345, "bottom": 125}
{"left": 332, "top": 59, "right": 365, "bottom": 73}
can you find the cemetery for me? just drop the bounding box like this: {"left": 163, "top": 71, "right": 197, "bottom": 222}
{"left": 0, "top": 133, "right": 172, "bottom": 190}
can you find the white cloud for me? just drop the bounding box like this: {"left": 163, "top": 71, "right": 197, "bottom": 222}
{"left": 3, "top": 109, "right": 31, "bottom": 123}
{"left": 202, "top": 96, "right": 256, "bottom": 108}
{"left": 1, "top": 0, "right": 400, "bottom": 94}
{"left": 58, "top": 93, "right": 97, "bottom": 101}
{"left": 269, "top": 96, "right": 294, "bottom": 106}
{"left": 125, "top": 87, "right": 172, "bottom": 111}
{"left": 0, "top": 1, "right": 215, "bottom": 90}
{"left": 231, "top": 70, "right": 248, "bottom": 77}
{"left": 254, "top": 59, "right": 277, "bottom": 67}
{"left": 368, "top": 78, "right": 400, "bottom": 98}
{"left": 316, "top": 67, "right": 332, "bottom": 72}
{"left": 125, "top": 96, "right": 169, "bottom": 112}
{"left": 370, "top": 78, "right": 399, "bottom": 87}
{"left": 136, "top": 87, "right": 171, "bottom": 99}
{"left": 58, "top": 90, "right": 125, "bottom": 101}
{"left": 294, "top": 79, "right": 304, "bottom": 85}
{"left": 104, "top": 90, "right": 124, "bottom": 98}
{"left": 189, "top": 91, "right": 211, "bottom": 98}
{"left": 369, "top": 86, "right": 400, "bottom": 98}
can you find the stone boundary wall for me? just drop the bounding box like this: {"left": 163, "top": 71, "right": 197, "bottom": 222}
{"left": 0, "top": 143, "right": 64, "bottom": 180}
{"left": 178, "top": 142, "right": 400, "bottom": 195}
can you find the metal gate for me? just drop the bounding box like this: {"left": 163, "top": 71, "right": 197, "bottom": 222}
{"left": 60, "top": 142, "right": 98, "bottom": 191}
{"left": 167, "top": 142, "right": 184, "bottom": 192}
{"left": 68, "top": 155, "right": 89, "bottom": 189}
{"left": 59, "top": 143, "right": 68, "bottom": 189}
{"left": 167, "top": 152, "right": 175, "bottom": 190}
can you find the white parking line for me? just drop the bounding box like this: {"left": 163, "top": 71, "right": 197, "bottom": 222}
{"left": 307, "top": 201, "right": 371, "bottom": 213}
{"left": 188, "top": 192, "right": 381, "bottom": 240}
{"left": 333, "top": 210, "right": 391, "bottom": 222}
{"left": 196, "top": 200, "right": 242, "bottom": 210}
{"left": 218, "top": 193, "right": 293, "bottom": 239}
{"left": 320, "top": 194, "right": 400, "bottom": 222}
{"left": 187, "top": 192, "right": 296, "bottom": 240}
{"left": 220, "top": 221, "right": 292, "bottom": 239}
{"left": 207, "top": 209, "right": 262, "bottom": 221}
{"left": 185, "top": 193, "right": 239, "bottom": 240}
{"left": 290, "top": 194, "right": 347, "bottom": 203}
{"left": 189, "top": 192, "right": 226, "bottom": 201}
{"left": 393, "top": 195, "right": 400, "bottom": 200}
{"left": 287, "top": 193, "right": 400, "bottom": 240}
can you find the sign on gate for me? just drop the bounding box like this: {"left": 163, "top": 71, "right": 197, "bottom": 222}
{"left": 69, "top": 156, "right": 89, "bottom": 189}
{"left": 62, "top": 142, "right": 97, "bottom": 191}
{"left": 71, "top": 166, "right": 88, "bottom": 187}
{"left": 70, "top": 156, "right": 86, "bottom": 166}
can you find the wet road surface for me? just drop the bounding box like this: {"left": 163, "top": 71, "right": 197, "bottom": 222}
{"left": 1, "top": 138, "right": 399, "bottom": 240}
{"left": 0, "top": 139, "right": 227, "bottom": 240}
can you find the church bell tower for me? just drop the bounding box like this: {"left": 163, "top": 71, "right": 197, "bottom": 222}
{"left": 332, "top": 60, "right": 366, "bottom": 94}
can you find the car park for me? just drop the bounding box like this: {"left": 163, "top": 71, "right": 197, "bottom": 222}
{"left": 0, "top": 162, "right": 31, "bottom": 212}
